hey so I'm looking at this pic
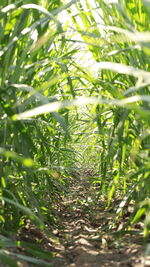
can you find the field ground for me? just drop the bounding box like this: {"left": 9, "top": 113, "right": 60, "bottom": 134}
{"left": 7, "top": 177, "right": 150, "bottom": 267}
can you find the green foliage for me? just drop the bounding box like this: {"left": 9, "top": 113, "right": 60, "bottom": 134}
{"left": 0, "top": 0, "right": 150, "bottom": 264}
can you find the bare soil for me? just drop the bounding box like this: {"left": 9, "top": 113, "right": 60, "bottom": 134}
{"left": 48, "top": 178, "right": 148, "bottom": 267}
{"left": 5, "top": 177, "right": 150, "bottom": 266}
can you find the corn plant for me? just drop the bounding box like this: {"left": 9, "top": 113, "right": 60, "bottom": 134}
{"left": 0, "top": 0, "right": 150, "bottom": 265}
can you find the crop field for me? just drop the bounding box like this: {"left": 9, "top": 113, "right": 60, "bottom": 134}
{"left": 0, "top": 0, "right": 150, "bottom": 266}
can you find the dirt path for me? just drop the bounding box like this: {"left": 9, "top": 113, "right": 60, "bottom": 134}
{"left": 13, "top": 177, "right": 150, "bottom": 267}
{"left": 49, "top": 178, "right": 148, "bottom": 267}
